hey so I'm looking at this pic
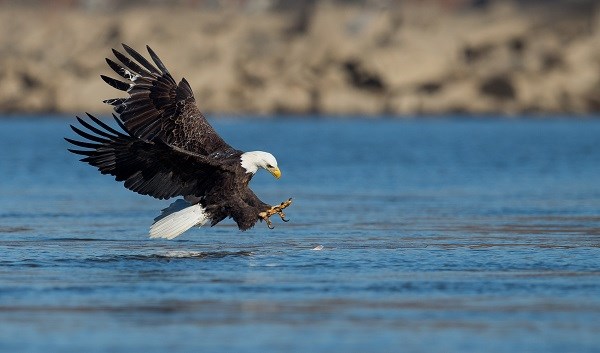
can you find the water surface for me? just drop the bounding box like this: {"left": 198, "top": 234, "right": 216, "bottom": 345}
{"left": 1, "top": 117, "right": 599, "bottom": 352}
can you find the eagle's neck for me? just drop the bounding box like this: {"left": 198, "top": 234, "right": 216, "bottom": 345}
{"left": 240, "top": 151, "right": 263, "bottom": 174}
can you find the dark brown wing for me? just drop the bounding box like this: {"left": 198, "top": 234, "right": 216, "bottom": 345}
{"left": 65, "top": 114, "right": 237, "bottom": 200}
{"left": 102, "top": 44, "right": 232, "bottom": 155}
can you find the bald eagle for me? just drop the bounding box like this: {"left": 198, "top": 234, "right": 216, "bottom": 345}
{"left": 65, "top": 44, "right": 292, "bottom": 239}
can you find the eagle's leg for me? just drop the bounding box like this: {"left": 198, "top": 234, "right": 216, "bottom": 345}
{"left": 259, "top": 198, "right": 292, "bottom": 229}
{"left": 259, "top": 210, "right": 276, "bottom": 229}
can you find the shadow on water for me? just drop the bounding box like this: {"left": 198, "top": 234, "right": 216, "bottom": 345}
{"left": 0, "top": 226, "right": 33, "bottom": 233}
{"left": 0, "top": 246, "right": 254, "bottom": 267}
{"left": 86, "top": 250, "right": 254, "bottom": 262}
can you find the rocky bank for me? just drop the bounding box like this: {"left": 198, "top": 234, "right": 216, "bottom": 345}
{"left": 0, "top": 2, "right": 598, "bottom": 116}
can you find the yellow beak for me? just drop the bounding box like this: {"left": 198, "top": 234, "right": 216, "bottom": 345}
{"left": 269, "top": 167, "right": 281, "bottom": 179}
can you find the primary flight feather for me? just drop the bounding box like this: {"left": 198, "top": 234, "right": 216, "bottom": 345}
{"left": 66, "top": 44, "right": 292, "bottom": 239}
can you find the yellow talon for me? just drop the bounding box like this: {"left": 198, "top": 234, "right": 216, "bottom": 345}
{"left": 259, "top": 198, "right": 293, "bottom": 229}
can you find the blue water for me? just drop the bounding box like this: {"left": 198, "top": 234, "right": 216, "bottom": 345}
{"left": 0, "top": 117, "right": 599, "bottom": 353}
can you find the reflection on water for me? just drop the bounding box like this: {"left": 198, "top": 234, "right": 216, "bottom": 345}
{"left": 0, "top": 117, "right": 599, "bottom": 353}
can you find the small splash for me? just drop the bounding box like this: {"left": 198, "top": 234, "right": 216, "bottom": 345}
{"left": 155, "top": 250, "right": 253, "bottom": 259}
{"left": 163, "top": 251, "right": 203, "bottom": 258}
{"left": 311, "top": 245, "right": 324, "bottom": 251}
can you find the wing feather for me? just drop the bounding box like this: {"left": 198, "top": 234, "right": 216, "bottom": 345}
{"left": 64, "top": 137, "right": 100, "bottom": 149}
{"left": 87, "top": 113, "right": 128, "bottom": 137}
{"left": 101, "top": 75, "right": 130, "bottom": 92}
{"left": 103, "top": 44, "right": 234, "bottom": 155}
{"left": 104, "top": 98, "right": 127, "bottom": 107}
{"left": 105, "top": 58, "right": 132, "bottom": 80}
{"left": 122, "top": 44, "right": 162, "bottom": 76}
{"left": 146, "top": 45, "right": 171, "bottom": 75}
{"left": 75, "top": 116, "right": 116, "bottom": 139}
{"left": 70, "top": 125, "right": 109, "bottom": 143}
{"left": 65, "top": 114, "right": 236, "bottom": 200}
{"left": 112, "top": 48, "right": 150, "bottom": 76}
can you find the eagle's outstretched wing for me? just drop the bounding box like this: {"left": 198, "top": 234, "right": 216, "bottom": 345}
{"left": 102, "top": 44, "right": 232, "bottom": 155}
{"left": 65, "top": 114, "right": 237, "bottom": 200}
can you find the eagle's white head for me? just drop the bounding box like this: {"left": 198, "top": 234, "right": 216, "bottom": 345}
{"left": 240, "top": 151, "right": 281, "bottom": 179}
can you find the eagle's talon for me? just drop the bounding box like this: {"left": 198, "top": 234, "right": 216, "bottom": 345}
{"left": 280, "top": 198, "right": 293, "bottom": 209}
{"left": 258, "top": 198, "right": 292, "bottom": 229}
{"left": 277, "top": 211, "right": 289, "bottom": 222}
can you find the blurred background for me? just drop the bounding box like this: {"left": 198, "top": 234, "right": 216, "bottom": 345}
{"left": 0, "top": 0, "right": 598, "bottom": 116}
{"left": 2, "top": 2, "right": 600, "bottom": 353}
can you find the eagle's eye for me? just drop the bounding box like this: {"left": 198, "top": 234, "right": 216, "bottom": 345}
{"left": 266, "top": 164, "right": 273, "bottom": 169}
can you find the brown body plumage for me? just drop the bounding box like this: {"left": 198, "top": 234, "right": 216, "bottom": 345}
{"left": 66, "top": 44, "right": 291, "bottom": 237}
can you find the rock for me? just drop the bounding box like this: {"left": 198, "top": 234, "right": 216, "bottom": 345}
{"left": 320, "top": 87, "right": 386, "bottom": 115}
{"left": 480, "top": 75, "right": 516, "bottom": 101}
{"left": 0, "top": 3, "right": 598, "bottom": 115}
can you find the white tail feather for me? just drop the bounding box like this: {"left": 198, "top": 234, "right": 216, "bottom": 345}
{"left": 149, "top": 199, "right": 208, "bottom": 240}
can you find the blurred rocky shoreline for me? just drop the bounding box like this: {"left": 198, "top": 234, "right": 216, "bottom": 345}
{"left": 0, "top": 1, "right": 598, "bottom": 116}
